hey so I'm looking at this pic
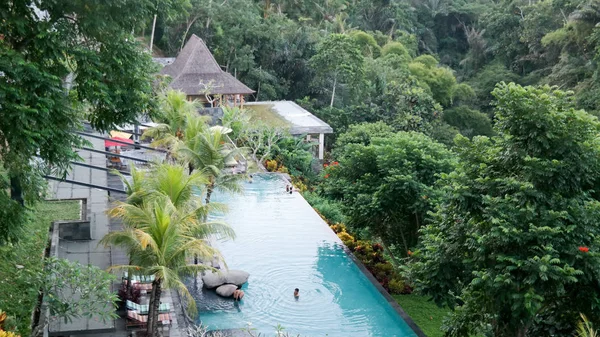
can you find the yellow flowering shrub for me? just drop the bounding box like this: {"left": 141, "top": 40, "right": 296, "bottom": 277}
{"left": 0, "top": 330, "right": 20, "bottom": 337}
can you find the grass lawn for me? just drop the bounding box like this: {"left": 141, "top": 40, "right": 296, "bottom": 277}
{"left": 245, "top": 104, "right": 292, "bottom": 128}
{"left": 0, "top": 200, "right": 80, "bottom": 335}
{"left": 394, "top": 294, "right": 450, "bottom": 337}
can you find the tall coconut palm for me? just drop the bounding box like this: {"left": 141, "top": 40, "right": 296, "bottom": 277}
{"left": 102, "top": 195, "right": 234, "bottom": 337}
{"left": 176, "top": 128, "right": 246, "bottom": 204}
{"left": 111, "top": 165, "right": 149, "bottom": 207}
{"left": 144, "top": 162, "right": 228, "bottom": 218}
{"left": 143, "top": 90, "right": 206, "bottom": 157}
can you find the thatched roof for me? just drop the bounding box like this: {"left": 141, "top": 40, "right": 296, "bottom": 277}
{"left": 161, "top": 34, "right": 255, "bottom": 96}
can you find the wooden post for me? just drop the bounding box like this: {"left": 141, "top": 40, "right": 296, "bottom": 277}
{"left": 318, "top": 133, "right": 325, "bottom": 160}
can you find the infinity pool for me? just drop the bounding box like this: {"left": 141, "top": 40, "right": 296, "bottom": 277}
{"left": 194, "top": 174, "right": 418, "bottom": 337}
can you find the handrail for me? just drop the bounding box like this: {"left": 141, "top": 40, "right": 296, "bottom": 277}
{"left": 70, "top": 161, "right": 131, "bottom": 176}
{"left": 77, "top": 147, "right": 150, "bottom": 163}
{"left": 44, "top": 175, "right": 126, "bottom": 194}
{"left": 75, "top": 131, "right": 166, "bottom": 153}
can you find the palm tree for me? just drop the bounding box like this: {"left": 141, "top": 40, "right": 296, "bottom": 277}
{"left": 577, "top": 313, "right": 598, "bottom": 337}
{"left": 105, "top": 164, "right": 235, "bottom": 336}
{"left": 112, "top": 165, "right": 149, "bottom": 207}
{"left": 176, "top": 128, "right": 246, "bottom": 204}
{"left": 102, "top": 197, "right": 232, "bottom": 336}
{"left": 143, "top": 90, "right": 206, "bottom": 157}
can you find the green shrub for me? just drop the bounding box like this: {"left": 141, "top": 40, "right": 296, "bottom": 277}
{"left": 389, "top": 278, "right": 407, "bottom": 294}
{"left": 337, "top": 231, "right": 354, "bottom": 244}
{"left": 382, "top": 42, "right": 410, "bottom": 60}
{"left": 303, "top": 191, "right": 346, "bottom": 224}
{"left": 265, "top": 159, "right": 278, "bottom": 172}
{"left": 329, "top": 223, "right": 347, "bottom": 234}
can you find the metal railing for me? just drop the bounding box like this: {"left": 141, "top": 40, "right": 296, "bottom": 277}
{"left": 75, "top": 131, "right": 166, "bottom": 153}
{"left": 44, "top": 175, "right": 126, "bottom": 195}
{"left": 77, "top": 147, "right": 150, "bottom": 164}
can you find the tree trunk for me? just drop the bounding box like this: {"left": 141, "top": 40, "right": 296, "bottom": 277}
{"left": 180, "top": 15, "right": 200, "bottom": 52}
{"left": 330, "top": 74, "right": 337, "bottom": 107}
{"left": 256, "top": 80, "right": 261, "bottom": 101}
{"left": 398, "top": 228, "right": 409, "bottom": 256}
{"left": 264, "top": 0, "right": 271, "bottom": 18}
{"left": 205, "top": 182, "right": 214, "bottom": 205}
{"left": 126, "top": 264, "right": 133, "bottom": 301}
{"left": 150, "top": 14, "right": 157, "bottom": 51}
{"left": 147, "top": 278, "right": 162, "bottom": 337}
{"left": 379, "top": 238, "right": 400, "bottom": 269}
{"left": 10, "top": 176, "right": 23, "bottom": 206}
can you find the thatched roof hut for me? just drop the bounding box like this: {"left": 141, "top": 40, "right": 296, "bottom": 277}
{"left": 160, "top": 34, "right": 254, "bottom": 98}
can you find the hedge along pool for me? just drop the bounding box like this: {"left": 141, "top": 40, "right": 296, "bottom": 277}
{"left": 193, "top": 174, "right": 419, "bottom": 337}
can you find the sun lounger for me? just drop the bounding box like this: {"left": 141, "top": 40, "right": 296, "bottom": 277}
{"left": 126, "top": 300, "right": 171, "bottom": 314}
{"left": 123, "top": 272, "right": 155, "bottom": 283}
{"left": 131, "top": 282, "right": 153, "bottom": 291}
{"left": 126, "top": 310, "right": 172, "bottom": 329}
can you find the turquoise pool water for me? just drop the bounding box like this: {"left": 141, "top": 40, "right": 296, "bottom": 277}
{"left": 196, "top": 174, "right": 418, "bottom": 337}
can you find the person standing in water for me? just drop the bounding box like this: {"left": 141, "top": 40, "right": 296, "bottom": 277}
{"left": 294, "top": 288, "right": 299, "bottom": 298}
{"left": 234, "top": 287, "right": 245, "bottom": 301}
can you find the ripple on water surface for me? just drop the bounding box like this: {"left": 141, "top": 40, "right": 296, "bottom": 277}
{"left": 192, "top": 174, "right": 417, "bottom": 337}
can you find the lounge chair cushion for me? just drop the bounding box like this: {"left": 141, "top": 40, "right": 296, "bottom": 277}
{"left": 127, "top": 310, "right": 148, "bottom": 323}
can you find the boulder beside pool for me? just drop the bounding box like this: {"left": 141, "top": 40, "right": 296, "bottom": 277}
{"left": 202, "top": 271, "right": 227, "bottom": 288}
{"left": 215, "top": 284, "right": 238, "bottom": 297}
{"left": 202, "top": 269, "right": 250, "bottom": 288}
{"left": 226, "top": 270, "right": 250, "bottom": 286}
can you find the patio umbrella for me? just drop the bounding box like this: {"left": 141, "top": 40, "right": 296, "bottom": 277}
{"left": 110, "top": 130, "right": 133, "bottom": 139}
{"left": 105, "top": 137, "right": 134, "bottom": 148}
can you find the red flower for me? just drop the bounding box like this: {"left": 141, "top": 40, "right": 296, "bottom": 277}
{"left": 324, "top": 174, "right": 330, "bottom": 178}
{"left": 323, "top": 163, "right": 329, "bottom": 167}
{"left": 407, "top": 250, "right": 413, "bottom": 256}
{"left": 333, "top": 161, "right": 339, "bottom": 165}
{"left": 579, "top": 246, "right": 590, "bottom": 253}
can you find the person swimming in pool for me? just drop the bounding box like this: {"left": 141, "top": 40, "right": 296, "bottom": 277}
{"left": 294, "top": 288, "right": 299, "bottom": 298}
{"left": 234, "top": 287, "right": 245, "bottom": 301}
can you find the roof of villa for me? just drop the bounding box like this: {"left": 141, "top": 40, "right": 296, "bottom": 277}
{"left": 245, "top": 101, "right": 334, "bottom": 135}
{"left": 160, "top": 34, "right": 255, "bottom": 96}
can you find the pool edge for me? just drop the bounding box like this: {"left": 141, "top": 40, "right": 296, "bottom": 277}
{"left": 338, "top": 243, "right": 427, "bottom": 337}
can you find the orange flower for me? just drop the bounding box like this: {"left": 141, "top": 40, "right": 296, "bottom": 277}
{"left": 324, "top": 163, "right": 329, "bottom": 167}
{"left": 579, "top": 246, "right": 590, "bottom": 253}
{"left": 407, "top": 250, "right": 413, "bottom": 256}
{"left": 324, "top": 174, "right": 330, "bottom": 178}
{"left": 333, "top": 161, "right": 339, "bottom": 165}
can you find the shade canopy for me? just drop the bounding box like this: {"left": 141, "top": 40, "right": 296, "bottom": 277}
{"left": 109, "top": 130, "right": 132, "bottom": 139}
{"left": 105, "top": 137, "right": 134, "bottom": 148}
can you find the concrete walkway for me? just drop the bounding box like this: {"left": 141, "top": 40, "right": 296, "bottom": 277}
{"left": 47, "top": 135, "right": 187, "bottom": 337}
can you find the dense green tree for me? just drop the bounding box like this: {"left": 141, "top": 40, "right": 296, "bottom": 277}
{"left": 0, "top": 0, "right": 172, "bottom": 243}
{"left": 309, "top": 34, "right": 365, "bottom": 107}
{"left": 408, "top": 55, "right": 458, "bottom": 107}
{"left": 412, "top": 83, "right": 600, "bottom": 336}
{"left": 323, "top": 126, "right": 456, "bottom": 257}
{"left": 349, "top": 30, "right": 382, "bottom": 58}
{"left": 443, "top": 106, "right": 494, "bottom": 138}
